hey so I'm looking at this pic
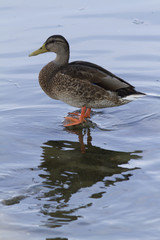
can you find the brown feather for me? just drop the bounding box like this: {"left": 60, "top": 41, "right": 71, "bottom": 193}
{"left": 30, "top": 35, "right": 144, "bottom": 110}
{"left": 60, "top": 61, "right": 142, "bottom": 97}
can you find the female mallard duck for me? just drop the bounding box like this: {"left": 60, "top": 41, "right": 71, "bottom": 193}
{"left": 29, "top": 35, "right": 144, "bottom": 127}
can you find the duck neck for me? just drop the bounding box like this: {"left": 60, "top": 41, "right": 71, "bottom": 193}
{"left": 54, "top": 50, "right": 69, "bottom": 66}
{"left": 39, "top": 49, "right": 69, "bottom": 97}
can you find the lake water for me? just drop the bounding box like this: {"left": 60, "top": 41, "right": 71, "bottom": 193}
{"left": 0, "top": 0, "right": 160, "bottom": 239}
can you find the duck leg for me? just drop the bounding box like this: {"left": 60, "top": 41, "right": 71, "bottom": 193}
{"left": 84, "top": 108, "right": 91, "bottom": 118}
{"left": 64, "top": 106, "right": 87, "bottom": 127}
{"left": 69, "top": 108, "right": 91, "bottom": 118}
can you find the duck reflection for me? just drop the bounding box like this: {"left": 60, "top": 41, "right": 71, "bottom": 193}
{"left": 65, "top": 127, "right": 92, "bottom": 153}
{"left": 39, "top": 128, "right": 142, "bottom": 228}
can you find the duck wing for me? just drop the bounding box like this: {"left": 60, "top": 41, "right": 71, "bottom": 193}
{"left": 60, "top": 61, "right": 140, "bottom": 97}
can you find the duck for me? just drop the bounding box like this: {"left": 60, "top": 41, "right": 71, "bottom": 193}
{"left": 29, "top": 35, "right": 144, "bottom": 127}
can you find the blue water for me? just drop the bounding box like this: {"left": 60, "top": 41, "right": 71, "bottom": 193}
{"left": 0, "top": 0, "right": 160, "bottom": 239}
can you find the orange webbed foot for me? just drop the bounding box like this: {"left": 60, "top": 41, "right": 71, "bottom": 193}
{"left": 68, "top": 108, "right": 91, "bottom": 118}
{"left": 64, "top": 116, "right": 86, "bottom": 127}
{"left": 68, "top": 111, "right": 80, "bottom": 116}
{"left": 64, "top": 106, "right": 88, "bottom": 127}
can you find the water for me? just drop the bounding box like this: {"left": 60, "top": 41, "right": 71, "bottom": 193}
{"left": 0, "top": 0, "right": 160, "bottom": 239}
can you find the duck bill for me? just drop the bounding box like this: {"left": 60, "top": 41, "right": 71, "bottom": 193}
{"left": 29, "top": 43, "right": 48, "bottom": 56}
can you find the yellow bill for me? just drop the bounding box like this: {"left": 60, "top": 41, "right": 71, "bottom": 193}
{"left": 29, "top": 43, "right": 48, "bottom": 57}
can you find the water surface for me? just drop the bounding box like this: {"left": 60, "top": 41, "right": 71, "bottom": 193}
{"left": 0, "top": 0, "right": 160, "bottom": 240}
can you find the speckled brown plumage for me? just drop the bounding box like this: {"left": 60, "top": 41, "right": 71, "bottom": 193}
{"left": 38, "top": 59, "right": 142, "bottom": 108}
{"left": 29, "top": 35, "right": 144, "bottom": 126}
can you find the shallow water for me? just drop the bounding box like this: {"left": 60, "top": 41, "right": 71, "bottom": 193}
{"left": 1, "top": 0, "right": 160, "bottom": 240}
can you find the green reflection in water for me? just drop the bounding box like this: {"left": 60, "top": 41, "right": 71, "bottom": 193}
{"left": 39, "top": 128, "right": 142, "bottom": 228}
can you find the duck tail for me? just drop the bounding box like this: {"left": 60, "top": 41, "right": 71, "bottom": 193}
{"left": 116, "top": 87, "right": 145, "bottom": 98}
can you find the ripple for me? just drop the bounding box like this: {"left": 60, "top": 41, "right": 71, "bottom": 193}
{"left": 2, "top": 195, "right": 26, "bottom": 206}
